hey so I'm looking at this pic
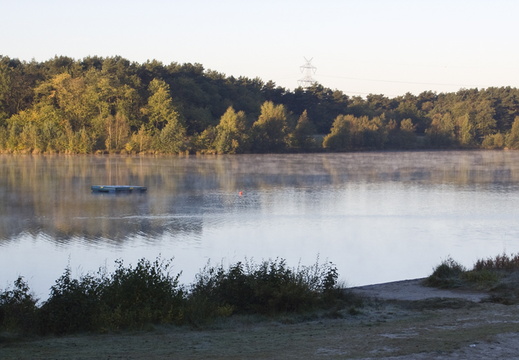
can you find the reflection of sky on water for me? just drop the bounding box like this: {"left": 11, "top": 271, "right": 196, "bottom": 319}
{"left": 2, "top": 151, "right": 519, "bottom": 299}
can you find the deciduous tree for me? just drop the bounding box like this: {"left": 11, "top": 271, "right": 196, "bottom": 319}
{"left": 214, "top": 106, "right": 248, "bottom": 154}
{"left": 251, "top": 101, "right": 289, "bottom": 153}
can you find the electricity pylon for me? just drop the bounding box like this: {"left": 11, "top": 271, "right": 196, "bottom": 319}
{"left": 298, "top": 57, "right": 317, "bottom": 89}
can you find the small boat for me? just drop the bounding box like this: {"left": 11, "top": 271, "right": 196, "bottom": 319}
{"left": 91, "top": 185, "right": 147, "bottom": 193}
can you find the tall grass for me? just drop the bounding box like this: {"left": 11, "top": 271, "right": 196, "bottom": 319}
{"left": 0, "top": 257, "right": 351, "bottom": 335}
{"left": 473, "top": 253, "right": 519, "bottom": 271}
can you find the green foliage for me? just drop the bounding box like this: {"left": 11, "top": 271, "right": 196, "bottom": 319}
{"left": 323, "top": 114, "right": 386, "bottom": 151}
{"left": 39, "top": 268, "right": 104, "bottom": 334}
{"left": 3, "top": 55, "right": 519, "bottom": 153}
{"left": 461, "top": 269, "right": 500, "bottom": 288}
{"left": 427, "top": 254, "right": 519, "bottom": 296}
{"left": 482, "top": 132, "right": 505, "bottom": 149}
{"left": 187, "top": 258, "right": 341, "bottom": 326}
{"left": 214, "top": 106, "right": 249, "bottom": 154}
{"left": 0, "top": 277, "right": 38, "bottom": 333}
{"left": 38, "top": 257, "right": 184, "bottom": 334}
{"left": 251, "top": 101, "right": 289, "bottom": 153}
{"left": 146, "top": 79, "right": 179, "bottom": 130}
{"left": 1, "top": 257, "right": 350, "bottom": 335}
{"left": 387, "top": 118, "right": 417, "bottom": 149}
{"left": 425, "top": 257, "right": 466, "bottom": 288}
{"left": 506, "top": 116, "right": 519, "bottom": 149}
{"left": 157, "top": 117, "right": 187, "bottom": 154}
{"left": 289, "top": 110, "right": 318, "bottom": 151}
{"left": 322, "top": 114, "right": 352, "bottom": 151}
{"left": 98, "top": 258, "right": 184, "bottom": 329}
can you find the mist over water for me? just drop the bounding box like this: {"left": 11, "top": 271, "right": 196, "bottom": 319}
{"left": 2, "top": 151, "right": 519, "bottom": 299}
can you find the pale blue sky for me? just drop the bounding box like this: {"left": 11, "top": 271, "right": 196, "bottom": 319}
{"left": 2, "top": 0, "right": 518, "bottom": 97}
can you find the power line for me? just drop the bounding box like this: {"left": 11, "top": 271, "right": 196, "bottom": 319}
{"left": 317, "top": 73, "right": 481, "bottom": 89}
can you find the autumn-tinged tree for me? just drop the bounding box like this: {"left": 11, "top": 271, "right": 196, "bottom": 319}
{"left": 142, "top": 78, "right": 187, "bottom": 153}
{"left": 158, "top": 117, "right": 187, "bottom": 153}
{"left": 289, "top": 110, "right": 317, "bottom": 150}
{"left": 0, "top": 61, "right": 10, "bottom": 124}
{"left": 145, "top": 79, "right": 179, "bottom": 131}
{"left": 482, "top": 132, "right": 505, "bottom": 149}
{"left": 322, "top": 115, "right": 352, "bottom": 151}
{"left": 250, "top": 101, "right": 289, "bottom": 153}
{"left": 457, "top": 114, "right": 476, "bottom": 146}
{"left": 425, "top": 112, "right": 456, "bottom": 147}
{"left": 6, "top": 56, "right": 519, "bottom": 154}
{"left": 506, "top": 116, "right": 519, "bottom": 149}
{"left": 214, "top": 106, "right": 248, "bottom": 154}
{"left": 126, "top": 125, "right": 154, "bottom": 153}
{"left": 105, "top": 112, "right": 130, "bottom": 152}
{"left": 388, "top": 118, "right": 417, "bottom": 149}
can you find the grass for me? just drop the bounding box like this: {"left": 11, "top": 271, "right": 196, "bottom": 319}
{"left": 0, "top": 256, "right": 359, "bottom": 336}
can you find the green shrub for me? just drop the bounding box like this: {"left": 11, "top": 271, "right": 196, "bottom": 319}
{"left": 425, "top": 257, "right": 466, "bottom": 288}
{"left": 39, "top": 268, "right": 103, "bottom": 335}
{"left": 1, "top": 257, "right": 350, "bottom": 335}
{"left": 99, "top": 257, "right": 185, "bottom": 329}
{"left": 186, "top": 258, "right": 342, "bottom": 325}
{"left": 462, "top": 269, "right": 501, "bottom": 288}
{"left": 0, "top": 277, "right": 38, "bottom": 333}
{"left": 39, "top": 257, "right": 185, "bottom": 334}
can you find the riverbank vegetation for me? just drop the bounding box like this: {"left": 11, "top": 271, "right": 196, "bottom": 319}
{"left": 426, "top": 253, "right": 519, "bottom": 304}
{"left": 0, "top": 257, "right": 356, "bottom": 336}
{"left": 2, "top": 55, "right": 519, "bottom": 154}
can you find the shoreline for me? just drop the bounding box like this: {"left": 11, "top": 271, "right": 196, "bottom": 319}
{"left": 3, "top": 277, "right": 517, "bottom": 359}
{"left": 349, "top": 277, "right": 489, "bottom": 302}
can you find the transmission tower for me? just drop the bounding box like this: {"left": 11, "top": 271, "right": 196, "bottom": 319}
{"left": 298, "top": 57, "right": 317, "bottom": 89}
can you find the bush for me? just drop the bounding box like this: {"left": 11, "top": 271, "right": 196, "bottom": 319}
{"left": 39, "top": 268, "right": 104, "bottom": 334}
{"left": 425, "top": 257, "right": 466, "bottom": 288}
{"left": 186, "top": 258, "right": 342, "bottom": 325}
{"left": 426, "top": 254, "right": 519, "bottom": 292}
{"left": 99, "top": 257, "right": 185, "bottom": 329}
{"left": 0, "top": 277, "right": 38, "bottom": 333}
{"left": 1, "top": 257, "right": 350, "bottom": 335}
{"left": 39, "top": 257, "right": 185, "bottom": 334}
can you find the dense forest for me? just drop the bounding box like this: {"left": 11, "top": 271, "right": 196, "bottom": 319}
{"left": 1, "top": 55, "right": 519, "bottom": 154}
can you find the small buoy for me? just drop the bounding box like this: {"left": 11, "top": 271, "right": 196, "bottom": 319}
{"left": 238, "top": 191, "right": 243, "bottom": 196}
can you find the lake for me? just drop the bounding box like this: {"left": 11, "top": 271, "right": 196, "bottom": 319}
{"left": 1, "top": 151, "right": 519, "bottom": 299}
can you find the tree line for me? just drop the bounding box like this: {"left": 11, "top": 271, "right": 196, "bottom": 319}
{"left": 2, "top": 55, "right": 519, "bottom": 154}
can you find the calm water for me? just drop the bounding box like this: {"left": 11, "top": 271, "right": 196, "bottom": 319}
{"left": 2, "top": 151, "right": 519, "bottom": 299}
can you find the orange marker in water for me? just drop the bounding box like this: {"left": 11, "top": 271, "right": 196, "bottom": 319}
{"left": 238, "top": 191, "right": 243, "bottom": 196}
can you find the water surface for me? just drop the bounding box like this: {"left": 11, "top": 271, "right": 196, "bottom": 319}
{"left": 1, "top": 151, "right": 519, "bottom": 299}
